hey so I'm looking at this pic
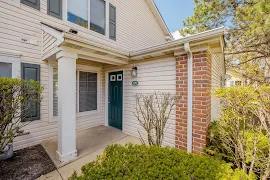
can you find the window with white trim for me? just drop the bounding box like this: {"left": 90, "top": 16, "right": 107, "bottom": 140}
{"left": 0, "top": 52, "right": 21, "bottom": 78}
{"left": 67, "top": 0, "right": 106, "bottom": 35}
{"left": 0, "top": 62, "right": 12, "bottom": 78}
{"left": 53, "top": 69, "right": 98, "bottom": 117}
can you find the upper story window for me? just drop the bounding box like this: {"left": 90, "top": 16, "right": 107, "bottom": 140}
{"left": 90, "top": 0, "right": 106, "bottom": 35}
{"left": 21, "top": 0, "right": 40, "bottom": 10}
{"left": 67, "top": 0, "right": 89, "bottom": 28}
{"left": 67, "top": 0, "right": 106, "bottom": 35}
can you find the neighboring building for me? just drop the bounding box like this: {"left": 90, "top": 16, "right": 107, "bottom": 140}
{"left": 225, "top": 70, "right": 245, "bottom": 87}
{"left": 0, "top": 0, "right": 225, "bottom": 164}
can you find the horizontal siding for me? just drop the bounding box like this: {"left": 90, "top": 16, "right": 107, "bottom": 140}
{"left": 211, "top": 53, "right": 225, "bottom": 121}
{"left": 1, "top": 0, "right": 166, "bottom": 53}
{"left": 109, "top": 0, "right": 167, "bottom": 50}
{"left": 42, "top": 31, "right": 57, "bottom": 57}
{"left": 102, "top": 57, "right": 176, "bottom": 147}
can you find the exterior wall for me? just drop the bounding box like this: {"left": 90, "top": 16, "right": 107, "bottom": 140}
{"left": 0, "top": 0, "right": 166, "bottom": 53}
{"left": 0, "top": 0, "right": 167, "bottom": 150}
{"left": 175, "top": 51, "right": 213, "bottom": 154}
{"left": 211, "top": 53, "right": 225, "bottom": 121}
{"left": 102, "top": 57, "right": 176, "bottom": 147}
{"left": 109, "top": 0, "right": 167, "bottom": 51}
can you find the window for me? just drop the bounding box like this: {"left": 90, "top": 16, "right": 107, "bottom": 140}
{"left": 90, "top": 0, "right": 106, "bottom": 35}
{"left": 67, "top": 0, "right": 107, "bottom": 35}
{"left": 21, "top": 0, "right": 40, "bottom": 10}
{"left": 79, "top": 71, "right": 97, "bottom": 112}
{"left": 230, "top": 81, "right": 235, "bottom": 87}
{"left": 53, "top": 69, "right": 98, "bottom": 117}
{"left": 0, "top": 62, "right": 12, "bottom": 77}
{"left": 109, "top": 4, "right": 116, "bottom": 40}
{"left": 235, "top": 81, "right": 242, "bottom": 86}
{"left": 67, "top": 0, "right": 89, "bottom": 28}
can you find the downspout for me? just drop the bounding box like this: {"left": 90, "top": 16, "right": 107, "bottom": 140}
{"left": 184, "top": 42, "right": 193, "bottom": 153}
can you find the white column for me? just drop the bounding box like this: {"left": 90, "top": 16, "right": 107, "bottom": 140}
{"left": 56, "top": 51, "right": 77, "bottom": 164}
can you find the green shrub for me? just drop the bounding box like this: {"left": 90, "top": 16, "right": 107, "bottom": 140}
{"left": 0, "top": 77, "right": 43, "bottom": 153}
{"left": 206, "top": 86, "right": 270, "bottom": 179}
{"left": 70, "top": 144, "right": 254, "bottom": 180}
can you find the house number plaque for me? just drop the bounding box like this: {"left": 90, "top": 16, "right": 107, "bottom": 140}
{"left": 132, "top": 81, "right": 138, "bottom": 86}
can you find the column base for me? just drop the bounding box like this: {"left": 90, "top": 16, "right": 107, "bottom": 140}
{"left": 56, "top": 150, "right": 77, "bottom": 165}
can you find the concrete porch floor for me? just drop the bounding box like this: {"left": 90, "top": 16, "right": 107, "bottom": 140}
{"left": 39, "top": 125, "right": 141, "bottom": 180}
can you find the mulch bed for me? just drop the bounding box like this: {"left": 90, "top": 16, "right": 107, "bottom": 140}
{"left": 0, "top": 144, "right": 56, "bottom": 180}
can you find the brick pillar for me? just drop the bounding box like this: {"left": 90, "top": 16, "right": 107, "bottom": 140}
{"left": 175, "top": 51, "right": 212, "bottom": 154}
{"left": 175, "top": 55, "right": 188, "bottom": 150}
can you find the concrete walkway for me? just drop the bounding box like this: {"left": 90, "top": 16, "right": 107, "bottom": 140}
{"left": 38, "top": 126, "right": 141, "bottom": 180}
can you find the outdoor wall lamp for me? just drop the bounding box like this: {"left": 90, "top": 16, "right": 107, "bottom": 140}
{"left": 131, "top": 66, "right": 137, "bottom": 77}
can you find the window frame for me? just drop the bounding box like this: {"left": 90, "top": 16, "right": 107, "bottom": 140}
{"left": 64, "top": 0, "right": 110, "bottom": 38}
{"left": 0, "top": 51, "right": 21, "bottom": 78}
{"left": 48, "top": 63, "right": 100, "bottom": 122}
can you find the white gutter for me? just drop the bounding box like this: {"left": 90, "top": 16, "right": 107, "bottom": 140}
{"left": 184, "top": 42, "right": 193, "bottom": 153}
{"left": 130, "top": 27, "right": 225, "bottom": 57}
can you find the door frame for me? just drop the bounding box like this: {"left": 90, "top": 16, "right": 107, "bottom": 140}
{"left": 105, "top": 69, "right": 125, "bottom": 131}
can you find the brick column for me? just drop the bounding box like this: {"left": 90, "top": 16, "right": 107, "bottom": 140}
{"left": 175, "top": 51, "right": 212, "bottom": 154}
{"left": 175, "top": 55, "right": 188, "bottom": 150}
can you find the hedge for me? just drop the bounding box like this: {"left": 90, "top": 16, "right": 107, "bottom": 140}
{"left": 70, "top": 144, "right": 254, "bottom": 180}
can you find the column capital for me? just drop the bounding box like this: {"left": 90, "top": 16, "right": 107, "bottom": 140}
{"left": 56, "top": 50, "right": 78, "bottom": 60}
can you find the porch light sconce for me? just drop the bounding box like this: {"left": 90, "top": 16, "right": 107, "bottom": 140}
{"left": 131, "top": 66, "right": 137, "bottom": 78}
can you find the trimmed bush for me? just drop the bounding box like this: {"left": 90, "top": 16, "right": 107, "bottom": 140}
{"left": 70, "top": 144, "right": 254, "bottom": 180}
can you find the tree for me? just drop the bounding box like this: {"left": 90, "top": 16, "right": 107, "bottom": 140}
{"left": 180, "top": 0, "right": 270, "bottom": 84}
{"left": 0, "top": 77, "right": 43, "bottom": 154}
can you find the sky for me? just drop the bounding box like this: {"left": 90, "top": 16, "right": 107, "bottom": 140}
{"left": 154, "top": 0, "right": 195, "bottom": 33}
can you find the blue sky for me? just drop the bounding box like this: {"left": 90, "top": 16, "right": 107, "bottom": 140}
{"left": 154, "top": 0, "right": 195, "bottom": 32}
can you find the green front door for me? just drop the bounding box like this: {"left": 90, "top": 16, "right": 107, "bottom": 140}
{"left": 108, "top": 71, "right": 123, "bottom": 130}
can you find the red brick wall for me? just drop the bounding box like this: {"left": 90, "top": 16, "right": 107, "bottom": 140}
{"left": 175, "top": 51, "right": 212, "bottom": 154}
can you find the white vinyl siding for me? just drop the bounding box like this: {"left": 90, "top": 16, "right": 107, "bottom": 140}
{"left": 211, "top": 53, "right": 225, "bottom": 121}
{"left": 42, "top": 31, "right": 58, "bottom": 59}
{"left": 102, "top": 57, "right": 176, "bottom": 147}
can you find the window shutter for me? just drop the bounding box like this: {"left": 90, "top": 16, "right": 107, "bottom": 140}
{"left": 21, "top": 63, "right": 41, "bottom": 121}
{"left": 48, "top": 0, "right": 62, "bottom": 19}
{"left": 109, "top": 4, "right": 116, "bottom": 40}
{"left": 21, "top": 0, "right": 40, "bottom": 10}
